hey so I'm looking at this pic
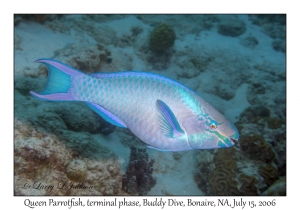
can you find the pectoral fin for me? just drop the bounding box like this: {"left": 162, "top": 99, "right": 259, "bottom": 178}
{"left": 156, "top": 99, "right": 184, "bottom": 138}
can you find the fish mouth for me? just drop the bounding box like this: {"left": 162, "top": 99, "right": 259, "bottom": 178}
{"left": 229, "top": 127, "right": 239, "bottom": 145}
{"left": 229, "top": 137, "right": 238, "bottom": 145}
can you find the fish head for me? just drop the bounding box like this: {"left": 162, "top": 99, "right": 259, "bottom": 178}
{"left": 182, "top": 104, "right": 239, "bottom": 149}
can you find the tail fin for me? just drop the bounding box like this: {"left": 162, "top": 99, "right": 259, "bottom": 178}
{"left": 30, "top": 59, "right": 82, "bottom": 101}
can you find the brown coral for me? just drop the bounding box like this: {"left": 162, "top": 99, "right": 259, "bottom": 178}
{"left": 265, "top": 117, "right": 285, "bottom": 129}
{"left": 122, "top": 146, "right": 156, "bottom": 195}
{"left": 261, "top": 176, "right": 286, "bottom": 196}
{"left": 238, "top": 174, "right": 258, "bottom": 195}
{"left": 259, "top": 164, "right": 279, "bottom": 186}
{"left": 66, "top": 159, "right": 87, "bottom": 182}
{"left": 239, "top": 133, "right": 276, "bottom": 163}
{"left": 193, "top": 151, "right": 214, "bottom": 195}
{"left": 149, "top": 23, "right": 176, "bottom": 52}
{"left": 208, "top": 164, "right": 239, "bottom": 195}
{"left": 208, "top": 148, "right": 239, "bottom": 195}
{"left": 214, "top": 147, "right": 236, "bottom": 166}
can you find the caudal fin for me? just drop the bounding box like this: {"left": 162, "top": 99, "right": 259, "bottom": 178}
{"left": 30, "top": 59, "right": 82, "bottom": 101}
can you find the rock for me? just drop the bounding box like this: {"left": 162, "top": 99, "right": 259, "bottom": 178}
{"left": 66, "top": 159, "right": 87, "bottom": 182}
{"left": 261, "top": 176, "right": 286, "bottom": 196}
{"left": 214, "top": 84, "right": 235, "bottom": 100}
{"left": 149, "top": 23, "right": 176, "bottom": 52}
{"left": 14, "top": 120, "right": 124, "bottom": 196}
{"left": 54, "top": 44, "right": 112, "bottom": 74}
{"left": 218, "top": 16, "right": 246, "bottom": 37}
{"left": 240, "top": 36, "right": 259, "bottom": 48}
{"left": 272, "top": 39, "right": 286, "bottom": 53}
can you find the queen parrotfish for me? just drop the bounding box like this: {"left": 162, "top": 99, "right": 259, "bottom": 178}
{"left": 30, "top": 58, "right": 239, "bottom": 152}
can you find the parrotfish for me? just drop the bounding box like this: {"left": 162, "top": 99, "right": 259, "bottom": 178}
{"left": 30, "top": 59, "right": 239, "bottom": 151}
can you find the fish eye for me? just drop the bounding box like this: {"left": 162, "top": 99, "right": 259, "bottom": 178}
{"left": 210, "top": 122, "right": 217, "bottom": 130}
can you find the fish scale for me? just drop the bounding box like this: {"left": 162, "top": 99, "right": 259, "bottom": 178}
{"left": 79, "top": 73, "right": 189, "bottom": 150}
{"left": 30, "top": 59, "right": 239, "bottom": 151}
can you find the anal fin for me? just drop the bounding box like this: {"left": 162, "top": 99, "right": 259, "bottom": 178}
{"left": 147, "top": 146, "right": 171, "bottom": 152}
{"left": 85, "top": 102, "right": 127, "bottom": 128}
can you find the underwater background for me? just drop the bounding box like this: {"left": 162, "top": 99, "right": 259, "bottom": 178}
{"left": 14, "top": 14, "right": 286, "bottom": 196}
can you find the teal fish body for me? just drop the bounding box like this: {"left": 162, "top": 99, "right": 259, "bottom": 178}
{"left": 30, "top": 59, "right": 239, "bottom": 151}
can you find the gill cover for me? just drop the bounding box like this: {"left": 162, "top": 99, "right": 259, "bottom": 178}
{"left": 182, "top": 114, "right": 239, "bottom": 149}
{"left": 182, "top": 115, "right": 216, "bottom": 149}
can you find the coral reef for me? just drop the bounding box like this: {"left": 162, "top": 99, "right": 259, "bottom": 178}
{"left": 273, "top": 132, "right": 286, "bottom": 176}
{"left": 238, "top": 105, "right": 270, "bottom": 123}
{"left": 249, "top": 82, "right": 266, "bottom": 95}
{"left": 59, "top": 130, "right": 116, "bottom": 160}
{"left": 14, "top": 34, "right": 23, "bottom": 51}
{"left": 208, "top": 165, "right": 239, "bottom": 195}
{"left": 149, "top": 23, "right": 176, "bottom": 52}
{"left": 122, "top": 146, "right": 156, "bottom": 195}
{"left": 239, "top": 133, "right": 276, "bottom": 163}
{"left": 14, "top": 119, "right": 124, "bottom": 196}
{"left": 249, "top": 14, "right": 286, "bottom": 39}
{"left": 145, "top": 49, "right": 173, "bottom": 70}
{"left": 173, "top": 55, "right": 205, "bottom": 79}
{"left": 15, "top": 79, "right": 115, "bottom": 137}
{"left": 249, "top": 14, "right": 286, "bottom": 53}
{"left": 249, "top": 15, "right": 286, "bottom": 26}
{"left": 264, "top": 117, "right": 285, "bottom": 130}
{"left": 208, "top": 148, "right": 240, "bottom": 195}
{"left": 139, "top": 23, "right": 177, "bottom": 70}
{"left": 246, "top": 84, "right": 269, "bottom": 105}
{"left": 239, "top": 36, "right": 259, "bottom": 49}
{"left": 238, "top": 174, "right": 258, "bottom": 196}
{"left": 193, "top": 150, "right": 214, "bottom": 194}
{"left": 233, "top": 102, "right": 285, "bottom": 195}
{"left": 42, "top": 15, "right": 122, "bottom": 43}
{"left": 261, "top": 176, "right": 286, "bottom": 196}
{"left": 245, "top": 67, "right": 286, "bottom": 116}
{"left": 66, "top": 159, "right": 87, "bottom": 182}
{"left": 272, "top": 39, "right": 286, "bottom": 52}
{"left": 54, "top": 44, "right": 112, "bottom": 74}
{"left": 194, "top": 141, "right": 279, "bottom": 195}
{"left": 14, "top": 14, "right": 62, "bottom": 26}
{"left": 217, "top": 16, "right": 246, "bottom": 37}
{"left": 53, "top": 43, "right": 133, "bottom": 73}
{"left": 244, "top": 63, "right": 286, "bottom": 120}
{"left": 187, "top": 47, "right": 251, "bottom": 100}
{"left": 214, "top": 84, "right": 236, "bottom": 100}
{"left": 258, "top": 164, "right": 279, "bottom": 186}
{"left": 213, "top": 148, "right": 237, "bottom": 169}
{"left": 130, "top": 25, "right": 144, "bottom": 36}
{"left": 189, "top": 55, "right": 213, "bottom": 73}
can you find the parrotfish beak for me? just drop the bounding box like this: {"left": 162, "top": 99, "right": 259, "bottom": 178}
{"left": 229, "top": 124, "right": 239, "bottom": 145}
